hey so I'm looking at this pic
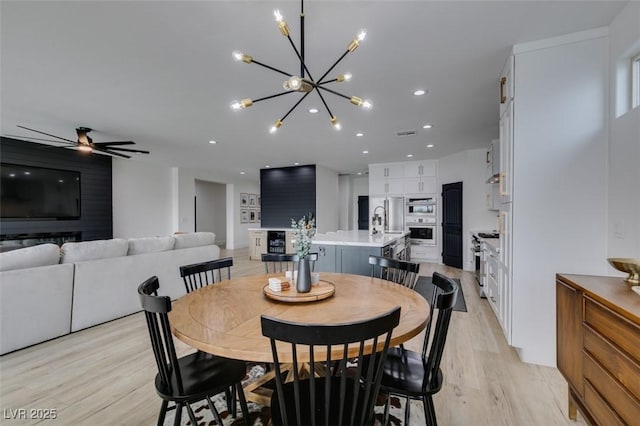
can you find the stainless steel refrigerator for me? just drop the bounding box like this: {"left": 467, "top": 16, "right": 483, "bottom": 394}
{"left": 369, "top": 196, "right": 405, "bottom": 234}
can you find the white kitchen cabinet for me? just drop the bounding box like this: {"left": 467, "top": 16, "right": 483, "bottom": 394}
{"left": 403, "top": 161, "right": 436, "bottom": 178}
{"left": 404, "top": 160, "right": 437, "bottom": 194}
{"left": 248, "top": 230, "right": 267, "bottom": 259}
{"left": 499, "top": 101, "right": 513, "bottom": 204}
{"left": 404, "top": 176, "right": 437, "bottom": 194}
{"left": 369, "top": 163, "right": 404, "bottom": 196}
{"left": 499, "top": 55, "right": 514, "bottom": 117}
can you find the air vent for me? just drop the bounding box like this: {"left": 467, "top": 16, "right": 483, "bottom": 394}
{"left": 396, "top": 130, "right": 416, "bottom": 137}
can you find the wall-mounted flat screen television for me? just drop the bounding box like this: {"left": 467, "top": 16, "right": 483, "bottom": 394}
{"left": 1, "top": 163, "right": 81, "bottom": 219}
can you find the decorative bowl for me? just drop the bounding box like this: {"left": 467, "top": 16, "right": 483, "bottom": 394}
{"left": 607, "top": 258, "right": 640, "bottom": 285}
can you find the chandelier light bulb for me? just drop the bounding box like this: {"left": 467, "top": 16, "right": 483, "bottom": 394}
{"left": 273, "top": 9, "right": 283, "bottom": 22}
{"left": 336, "top": 73, "right": 352, "bottom": 82}
{"left": 357, "top": 30, "right": 367, "bottom": 41}
{"left": 78, "top": 145, "right": 93, "bottom": 153}
{"left": 269, "top": 119, "right": 283, "bottom": 134}
{"left": 232, "top": 51, "right": 252, "bottom": 64}
{"left": 230, "top": 99, "right": 253, "bottom": 110}
{"left": 362, "top": 100, "right": 373, "bottom": 109}
{"left": 330, "top": 116, "right": 341, "bottom": 130}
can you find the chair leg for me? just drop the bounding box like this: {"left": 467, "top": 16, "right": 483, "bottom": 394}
{"left": 185, "top": 403, "right": 199, "bottom": 425}
{"left": 225, "top": 386, "right": 237, "bottom": 417}
{"left": 173, "top": 403, "right": 183, "bottom": 426}
{"left": 405, "top": 396, "right": 411, "bottom": 426}
{"left": 423, "top": 395, "right": 437, "bottom": 426}
{"left": 157, "top": 400, "right": 168, "bottom": 426}
{"left": 383, "top": 394, "right": 390, "bottom": 425}
{"left": 205, "top": 396, "right": 225, "bottom": 426}
{"left": 236, "top": 382, "right": 250, "bottom": 426}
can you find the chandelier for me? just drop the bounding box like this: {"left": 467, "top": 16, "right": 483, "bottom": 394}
{"left": 230, "top": 0, "right": 372, "bottom": 133}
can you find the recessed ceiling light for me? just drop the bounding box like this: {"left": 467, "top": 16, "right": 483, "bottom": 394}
{"left": 407, "top": 154, "right": 413, "bottom": 158}
{"left": 422, "top": 124, "right": 433, "bottom": 129}
{"left": 357, "top": 172, "right": 362, "bottom": 175}
{"left": 240, "top": 171, "right": 246, "bottom": 175}
{"left": 413, "top": 89, "right": 426, "bottom": 96}
{"left": 9, "top": 173, "right": 15, "bottom": 177}
{"left": 426, "top": 144, "right": 434, "bottom": 148}
{"left": 209, "top": 140, "right": 217, "bottom": 144}
{"left": 362, "top": 150, "right": 369, "bottom": 154}
{"left": 265, "top": 165, "right": 271, "bottom": 168}
{"left": 294, "top": 162, "right": 300, "bottom": 166}
{"left": 356, "top": 132, "right": 364, "bottom": 137}
{"left": 24, "top": 171, "right": 31, "bottom": 175}
{"left": 309, "top": 108, "right": 318, "bottom": 114}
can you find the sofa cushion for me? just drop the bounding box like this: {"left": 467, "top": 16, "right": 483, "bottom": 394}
{"left": 0, "top": 243, "right": 61, "bottom": 272}
{"left": 61, "top": 239, "right": 128, "bottom": 263}
{"left": 127, "top": 236, "right": 175, "bottom": 255}
{"left": 174, "top": 232, "right": 216, "bottom": 249}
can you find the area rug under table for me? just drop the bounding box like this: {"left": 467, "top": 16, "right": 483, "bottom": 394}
{"left": 164, "top": 363, "right": 407, "bottom": 426}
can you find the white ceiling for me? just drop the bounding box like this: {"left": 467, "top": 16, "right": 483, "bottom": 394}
{"left": 0, "top": 0, "right": 627, "bottom": 182}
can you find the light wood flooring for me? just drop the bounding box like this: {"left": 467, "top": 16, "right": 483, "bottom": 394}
{"left": 0, "top": 247, "right": 586, "bottom": 425}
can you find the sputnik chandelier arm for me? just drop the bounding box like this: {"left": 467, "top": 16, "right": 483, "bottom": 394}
{"left": 230, "top": 0, "right": 372, "bottom": 133}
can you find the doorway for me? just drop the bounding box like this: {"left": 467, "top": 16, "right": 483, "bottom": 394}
{"left": 194, "top": 180, "right": 226, "bottom": 247}
{"left": 357, "top": 196, "right": 369, "bottom": 230}
{"left": 442, "top": 181, "right": 463, "bottom": 269}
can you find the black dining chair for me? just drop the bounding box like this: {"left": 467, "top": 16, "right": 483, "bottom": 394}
{"left": 138, "top": 276, "right": 250, "bottom": 426}
{"left": 261, "top": 252, "right": 318, "bottom": 274}
{"left": 377, "top": 271, "right": 459, "bottom": 426}
{"left": 179, "top": 256, "right": 242, "bottom": 415}
{"left": 261, "top": 306, "right": 401, "bottom": 426}
{"left": 368, "top": 255, "right": 421, "bottom": 290}
{"left": 179, "top": 256, "right": 233, "bottom": 293}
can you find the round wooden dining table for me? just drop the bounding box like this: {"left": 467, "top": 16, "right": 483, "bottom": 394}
{"left": 169, "top": 272, "right": 429, "bottom": 363}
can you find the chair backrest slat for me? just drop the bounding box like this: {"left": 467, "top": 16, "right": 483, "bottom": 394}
{"left": 261, "top": 306, "right": 400, "bottom": 426}
{"left": 368, "top": 255, "right": 420, "bottom": 289}
{"left": 261, "top": 253, "right": 318, "bottom": 274}
{"left": 179, "top": 257, "right": 233, "bottom": 293}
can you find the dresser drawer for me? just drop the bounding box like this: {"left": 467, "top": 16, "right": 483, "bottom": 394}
{"left": 583, "top": 349, "right": 640, "bottom": 424}
{"left": 584, "top": 296, "right": 640, "bottom": 361}
{"left": 584, "top": 380, "right": 625, "bottom": 426}
{"left": 583, "top": 325, "right": 640, "bottom": 401}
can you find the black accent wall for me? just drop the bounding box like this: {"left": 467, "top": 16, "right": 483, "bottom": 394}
{"left": 0, "top": 137, "right": 113, "bottom": 241}
{"left": 260, "top": 165, "right": 316, "bottom": 228}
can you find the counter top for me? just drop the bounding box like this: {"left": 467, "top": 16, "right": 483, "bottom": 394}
{"left": 312, "top": 230, "right": 409, "bottom": 247}
{"left": 247, "top": 228, "right": 292, "bottom": 232}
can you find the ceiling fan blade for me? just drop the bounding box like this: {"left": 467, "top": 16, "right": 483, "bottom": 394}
{"left": 100, "top": 147, "right": 149, "bottom": 154}
{"left": 92, "top": 141, "right": 135, "bottom": 146}
{"left": 95, "top": 147, "right": 131, "bottom": 158}
{"left": 4, "top": 134, "right": 75, "bottom": 145}
{"left": 17, "top": 125, "right": 77, "bottom": 144}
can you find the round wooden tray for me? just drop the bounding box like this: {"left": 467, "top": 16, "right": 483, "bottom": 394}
{"left": 263, "top": 280, "right": 335, "bottom": 303}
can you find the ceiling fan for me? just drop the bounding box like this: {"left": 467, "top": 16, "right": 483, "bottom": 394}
{"left": 9, "top": 125, "right": 150, "bottom": 159}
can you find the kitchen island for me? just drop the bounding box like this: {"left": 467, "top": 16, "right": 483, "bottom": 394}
{"left": 311, "top": 230, "right": 410, "bottom": 276}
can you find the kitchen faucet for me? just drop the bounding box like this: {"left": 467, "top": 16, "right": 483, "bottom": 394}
{"left": 371, "top": 205, "right": 386, "bottom": 235}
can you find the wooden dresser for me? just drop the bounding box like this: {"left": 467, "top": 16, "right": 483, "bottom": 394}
{"left": 556, "top": 274, "right": 640, "bottom": 425}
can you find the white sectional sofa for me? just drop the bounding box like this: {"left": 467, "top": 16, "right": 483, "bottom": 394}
{"left": 0, "top": 232, "right": 220, "bottom": 355}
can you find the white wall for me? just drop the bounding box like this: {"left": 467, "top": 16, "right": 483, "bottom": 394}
{"left": 227, "top": 181, "right": 261, "bottom": 249}
{"left": 194, "top": 180, "right": 226, "bottom": 245}
{"left": 112, "top": 159, "right": 173, "bottom": 238}
{"left": 338, "top": 175, "right": 351, "bottom": 230}
{"left": 315, "top": 165, "right": 339, "bottom": 233}
{"left": 608, "top": 1, "right": 640, "bottom": 265}
{"left": 438, "top": 149, "right": 499, "bottom": 271}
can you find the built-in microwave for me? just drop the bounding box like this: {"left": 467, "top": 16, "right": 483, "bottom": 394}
{"left": 408, "top": 225, "right": 436, "bottom": 245}
{"left": 406, "top": 197, "right": 436, "bottom": 216}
